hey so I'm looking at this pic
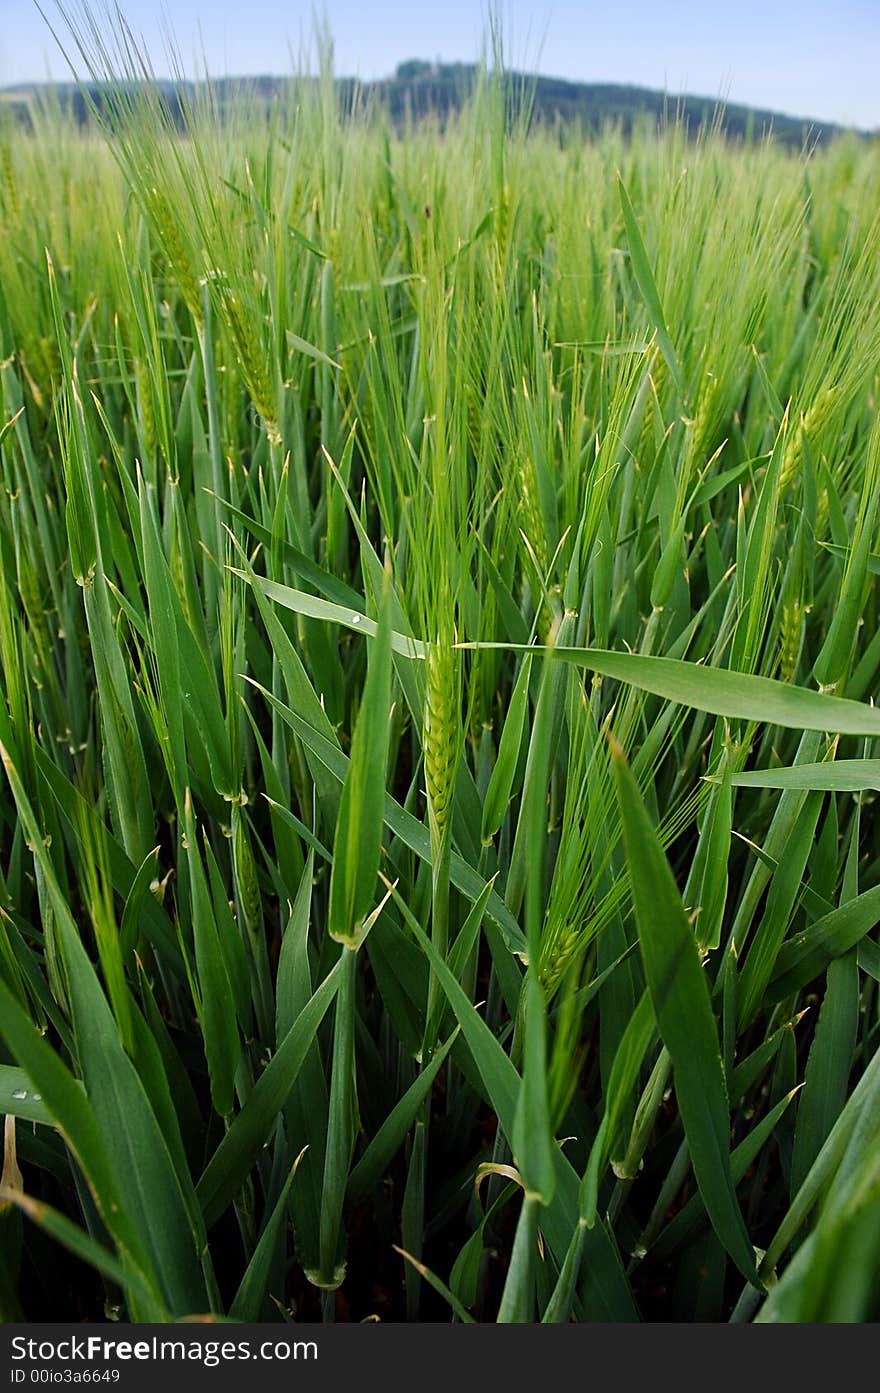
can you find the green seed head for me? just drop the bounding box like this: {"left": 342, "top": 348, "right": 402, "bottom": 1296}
{"left": 424, "top": 637, "right": 460, "bottom": 851}
{"left": 780, "top": 387, "right": 837, "bottom": 490}
{"left": 780, "top": 599, "right": 805, "bottom": 682}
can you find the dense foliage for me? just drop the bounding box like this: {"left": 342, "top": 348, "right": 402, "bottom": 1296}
{"left": 1, "top": 37, "right": 880, "bottom": 1323}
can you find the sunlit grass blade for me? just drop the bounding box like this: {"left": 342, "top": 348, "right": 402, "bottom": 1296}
{"left": 464, "top": 645, "right": 880, "bottom": 737}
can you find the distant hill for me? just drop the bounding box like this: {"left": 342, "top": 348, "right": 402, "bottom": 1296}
{"left": 1, "top": 61, "right": 864, "bottom": 148}
{"left": 374, "top": 62, "right": 856, "bottom": 147}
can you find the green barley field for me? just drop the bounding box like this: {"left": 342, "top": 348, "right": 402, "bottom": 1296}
{"left": 2, "top": 21, "right": 880, "bottom": 1325}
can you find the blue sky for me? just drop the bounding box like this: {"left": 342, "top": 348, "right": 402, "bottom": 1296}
{"left": 2, "top": 2, "right": 878, "bottom": 128}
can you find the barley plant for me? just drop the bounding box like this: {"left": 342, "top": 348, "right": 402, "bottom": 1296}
{"left": 1, "top": 11, "right": 880, "bottom": 1325}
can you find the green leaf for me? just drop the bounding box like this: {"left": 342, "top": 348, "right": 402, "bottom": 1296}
{"left": 229, "top": 1147, "right": 307, "bottom": 1320}
{"left": 737, "top": 790, "right": 822, "bottom": 1029}
{"left": 686, "top": 762, "right": 732, "bottom": 951}
{"left": 118, "top": 847, "right": 160, "bottom": 959}
{"left": 1, "top": 747, "right": 202, "bottom": 1313}
{"left": 497, "top": 1195, "right": 540, "bottom": 1322}
{"left": 57, "top": 891, "right": 208, "bottom": 1315}
{"left": 450, "top": 1184, "right": 516, "bottom": 1309}
{"left": 610, "top": 738, "right": 760, "bottom": 1287}
{"left": 729, "top": 759, "right": 880, "bottom": 792}
{"left": 759, "top": 1043, "right": 880, "bottom": 1310}
{"left": 347, "top": 1028, "right": 458, "bottom": 1203}
{"left": 813, "top": 416, "right": 880, "bottom": 686}
{"left": 247, "top": 678, "right": 527, "bottom": 956}
{"left": 512, "top": 973, "right": 556, "bottom": 1204}
{"left": 652, "top": 1087, "right": 800, "bottom": 1259}
{"left": 0, "top": 1189, "right": 166, "bottom": 1321}
{"left": 393, "top": 1245, "right": 475, "bottom": 1323}
{"left": 286, "top": 330, "right": 341, "bottom": 370}
{"left": 617, "top": 177, "right": 684, "bottom": 397}
{"left": 196, "top": 958, "right": 344, "bottom": 1228}
{"left": 481, "top": 654, "right": 531, "bottom": 845}
{"left": 136, "top": 468, "right": 187, "bottom": 796}
{"left": 182, "top": 793, "right": 239, "bottom": 1120}
{"left": 791, "top": 952, "right": 859, "bottom": 1194}
{"left": 210, "top": 496, "right": 361, "bottom": 608}
{"left": 464, "top": 644, "right": 880, "bottom": 737}
{"left": 34, "top": 748, "right": 181, "bottom": 974}
{"left": 0, "top": 1066, "right": 56, "bottom": 1126}
{"left": 581, "top": 990, "right": 655, "bottom": 1224}
{"left": 0, "top": 978, "right": 160, "bottom": 1315}
{"left": 327, "top": 586, "right": 392, "bottom": 946}
{"left": 233, "top": 570, "right": 424, "bottom": 659}
{"left": 384, "top": 883, "right": 638, "bottom": 1320}
{"left": 541, "top": 1220, "right": 588, "bottom": 1324}
{"left": 275, "top": 852, "right": 327, "bottom": 1274}
{"left": 511, "top": 650, "right": 556, "bottom": 1206}
{"left": 768, "top": 883, "right": 880, "bottom": 1000}
{"left": 317, "top": 947, "right": 358, "bottom": 1286}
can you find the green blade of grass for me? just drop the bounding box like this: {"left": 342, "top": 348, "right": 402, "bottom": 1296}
{"left": 581, "top": 990, "right": 655, "bottom": 1224}
{"left": 383, "top": 881, "right": 638, "bottom": 1319}
{"left": 0, "top": 1066, "right": 56, "bottom": 1126}
{"left": 246, "top": 678, "right": 527, "bottom": 956}
{"left": 327, "top": 583, "right": 392, "bottom": 947}
{"left": 0, "top": 1188, "right": 167, "bottom": 1321}
{"left": 182, "top": 793, "right": 239, "bottom": 1120}
{"left": 481, "top": 653, "right": 531, "bottom": 845}
{"left": 0, "top": 977, "right": 159, "bottom": 1309}
{"left": 610, "top": 737, "right": 761, "bottom": 1288}
{"left": 1, "top": 743, "right": 205, "bottom": 1312}
{"left": 790, "top": 952, "right": 859, "bottom": 1194}
{"left": 393, "top": 1245, "right": 475, "bottom": 1323}
{"left": 617, "top": 175, "right": 684, "bottom": 398}
{"left": 196, "top": 958, "right": 344, "bottom": 1228}
{"left": 463, "top": 645, "right": 880, "bottom": 738}
{"left": 347, "top": 1027, "right": 458, "bottom": 1204}
{"left": 316, "top": 946, "right": 358, "bottom": 1288}
{"left": 275, "top": 851, "right": 327, "bottom": 1277}
{"left": 233, "top": 570, "right": 425, "bottom": 659}
{"left": 728, "top": 759, "right": 880, "bottom": 792}
{"left": 229, "top": 1146, "right": 307, "bottom": 1320}
{"left": 651, "top": 1086, "right": 800, "bottom": 1259}
{"left": 768, "top": 883, "right": 880, "bottom": 999}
